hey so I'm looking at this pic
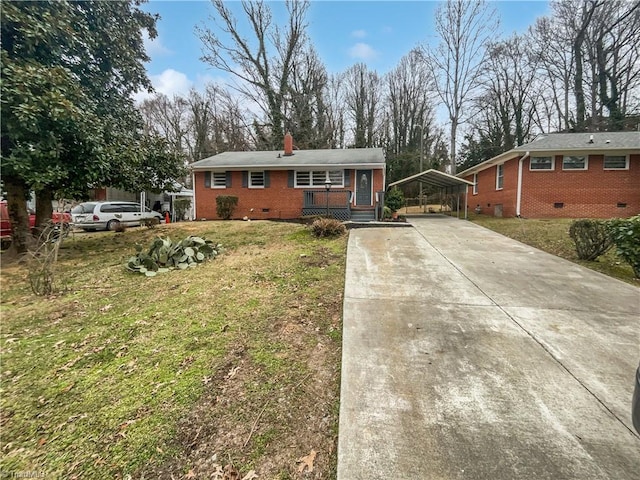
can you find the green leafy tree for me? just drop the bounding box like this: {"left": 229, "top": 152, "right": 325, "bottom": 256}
{"left": 1, "top": 1, "right": 184, "bottom": 253}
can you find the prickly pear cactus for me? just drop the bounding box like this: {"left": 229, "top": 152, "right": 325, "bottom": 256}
{"left": 126, "top": 236, "right": 222, "bottom": 276}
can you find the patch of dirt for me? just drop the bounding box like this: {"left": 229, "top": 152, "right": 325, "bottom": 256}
{"left": 299, "top": 247, "right": 341, "bottom": 269}
{"left": 137, "top": 301, "right": 342, "bottom": 480}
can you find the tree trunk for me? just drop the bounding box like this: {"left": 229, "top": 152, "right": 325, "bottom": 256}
{"left": 35, "top": 189, "right": 54, "bottom": 234}
{"left": 5, "top": 177, "right": 32, "bottom": 254}
{"left": 449, "top": 121, "right": 457, "bottom": 175}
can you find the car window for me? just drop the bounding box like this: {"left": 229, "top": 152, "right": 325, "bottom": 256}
{"left": 100, "top": 203, "right": 125, "bottom": 213}
{"left": 121, "top": 204, "right": 141, "bottom": 213}
{"left": 71, "top": 203, "right": 96, "bottom": 214}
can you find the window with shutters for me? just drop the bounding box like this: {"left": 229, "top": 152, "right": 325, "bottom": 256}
{"left": 212, "top": 172, "right": 226, "bottom": 188}
{"left": 294, "top": 170, "right": 344, "bottom": 187}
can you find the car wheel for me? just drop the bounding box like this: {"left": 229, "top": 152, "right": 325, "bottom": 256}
{"left": 106, "top": 220, "right": 120, "bottom": 231}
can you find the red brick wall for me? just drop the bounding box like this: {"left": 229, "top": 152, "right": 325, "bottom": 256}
{"left": 465, "top": 153, "right": 640, "bottom": 218}
{"left": 194, "top": 168, "right": 385, "bottom": 220}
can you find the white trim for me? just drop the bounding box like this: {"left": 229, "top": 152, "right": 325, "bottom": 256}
{"left": 603, "top": 154, "right": 629, "bottom": 170}
{"left": 529, "top": 156, "right": 555, "bottom": 171}
{"left": 562, "top": 155, "right": 588, "bottom": 171}
{"left": 248, "top": 171, "right": 265, "bottom": 188}
{"left": 495, "top": 164, "right": 504, "bottom": 190}
{"left": 472, "top": 173, "right": 478, "bottom": 195}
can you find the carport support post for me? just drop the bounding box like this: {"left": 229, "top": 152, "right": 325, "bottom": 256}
{"left": 464, "top": 185, "right": 468, "bottom": 219}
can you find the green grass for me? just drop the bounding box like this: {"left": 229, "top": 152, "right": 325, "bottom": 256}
{"left": 468, "top": 214, "right": 637, "bottom": 284}
{"left": 1, "top": 220, "right": 347, "bottom": 478}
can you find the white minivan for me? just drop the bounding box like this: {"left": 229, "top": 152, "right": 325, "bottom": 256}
{"left": 71, "top": 201, "right": 164, "bottom": 231}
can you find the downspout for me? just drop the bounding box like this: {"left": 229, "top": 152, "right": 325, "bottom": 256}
{"left": 516, "top": 151, "right": 530, "bottom": 217}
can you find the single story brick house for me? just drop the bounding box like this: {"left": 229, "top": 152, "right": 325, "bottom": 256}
{"left": 190, "top": 135, "right": 386, "bottom": 221}
{"left": 457, "top": 132, "right": 640, "bottom": 218}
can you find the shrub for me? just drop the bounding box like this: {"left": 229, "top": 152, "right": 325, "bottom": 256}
{"left": 385, "top": 187, "right": 405, "bottom": 212}
{"left": 216, "top": 196, "right": 238, "bottom": 220}
{"left": 310, "top": 218, "right": 346, "bottom": 238}
{"left": 568, "top": 219, "right": 612, "bottom": 260}
{"left": 113, "top": 222, "right": 127, "bottom": 233}
{"left": 608, "top": 215, "right": 640, "bottom": 278}
{"left": 382, "top": 206, "right": 392, "bottom": 219}
{"left": 173, "top": 197, "right": 191, "bottom": 221}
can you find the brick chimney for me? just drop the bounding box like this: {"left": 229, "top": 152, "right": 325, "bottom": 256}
{"left": 284, "top": 132, "right": 293, "bottom": 156}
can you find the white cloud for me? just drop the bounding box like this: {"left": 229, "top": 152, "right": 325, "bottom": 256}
{"left": 351, "top": 29, "right": 367, "bottom": 39}
{"left": 133, "top": 69, "right": 193, "bottom": 103}
{"left": 143, "top": 30, "right": 172, "bottom": 58}
{"left": 348, "top": 42, "right": 379, "bottom": 61}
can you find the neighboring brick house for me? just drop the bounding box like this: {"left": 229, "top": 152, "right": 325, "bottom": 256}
{"left": 190, "top": 135, "right": 386, "bottom": 221}
{"left": 458, "top": 132, "right": 640, "bottom": 218}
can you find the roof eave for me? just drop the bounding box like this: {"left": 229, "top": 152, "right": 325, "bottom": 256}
{"left": 190, "top": 163, "right": 385, "bottom": 171}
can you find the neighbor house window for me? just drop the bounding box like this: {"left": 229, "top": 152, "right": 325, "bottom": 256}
{"left": 563, "top": 155, "right": 587, "bottom": 170}
{"left": 603, "top": 155, "right": 628, "bottom": 170}
{"left": 212, "top": 172, "right": 226, "bottom": 188}
{"left": 248, "top": 171, "right": 265, "bottom": 188}
{"left": 472, "top": 173, "right": 478, "bottom": 195}
{"left": 496, "top": 164, "right": 504, "bottom": 190}
{"left": 295, "top": 170, "right": 344, "bottom": 187}
{"left": 530, "top": 156, "right": 554, "bottom": 170}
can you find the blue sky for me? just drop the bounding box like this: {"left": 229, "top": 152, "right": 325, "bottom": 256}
{"left": 137, "top": 0, "right": 550, "bottom": 101}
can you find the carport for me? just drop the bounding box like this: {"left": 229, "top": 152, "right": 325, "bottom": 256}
{"left": 387, "top": 169, "right": 474, "bottom": 219}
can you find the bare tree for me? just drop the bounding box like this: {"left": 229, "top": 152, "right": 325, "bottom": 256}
{"left": 139, "top": 93, "right": 190, "bottom": 155}
{"left": 421, "top": 0, "right": 497, "bottom": 174}
{"left": 342, "top": 63, "right": 382, "bottom": 148}
{"left": 198, "top": 0, "right": 310, "bottom": 149}
{"left": 385, "top": 48, "right": 435, "bottom": 155}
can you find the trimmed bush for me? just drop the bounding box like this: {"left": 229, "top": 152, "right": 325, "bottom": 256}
{"left": 216, "top": 195, "right": 238, "bottom": 220}
{"left": 608, "top": 215, "right": 640, "bottom": 278}
{"left": 568, "top": 219, "right": 612, "bottom": 260}
{"left": 310, "top": 218, "right": 346, "bottom": 238}
{"left": 385, "top": 187, "right": 405, "bottom": 212}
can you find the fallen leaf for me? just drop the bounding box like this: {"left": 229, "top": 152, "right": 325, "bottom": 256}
{"left": 61, "top": 382, "right": 75, "bottom": 393}
{"left": 222, "top": 464, "right": 240, "bottom": 480}
{"left": 297, "top": 450, "right": 316, "bottom": 473}
{"left": 241, "top": 471, "right": 258, "bottom": 480}
{"left": 99, "top": 304, "right": 113, "bottom": 313}
{"left": 185, "top": 469, "right": 196, "bottom": 479}
{"left": 226, "top": 366, "right": 240, "bottom": 379}
{"left": 202, "top": 376, "right": 212, "bottom": 385}
{"left": 37, "top": 438, "right": 47, "bottom": 446}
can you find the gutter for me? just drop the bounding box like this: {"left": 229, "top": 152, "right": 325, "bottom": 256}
{"left": 516, "top": 151, "right": 530, "bottom": 217}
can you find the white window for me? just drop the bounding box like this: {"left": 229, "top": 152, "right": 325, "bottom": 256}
{"left": 603, "top": 155, "right": 628, "bottom": 170}
{"left": 563, "top": 155, "right": 588, "bottom": 170}
{"left": 530, "top": 156, "right": 554, "bottom": 170}
{"left": 295, "top": 170, "right": 344, "bottom": 188}
{"left": 212, "top": 172, "right": 226, "bottom": 188}
{"left": 249, "top": 171, "right": 265, "bottom": 188}
{"left": 472, "top": 173, "right": 478, "bottom": 195}
{"left": 295, "top": 171, "right": 310, "bottom": 186}
{"left": 496, "top": 164, "right": 504, "bottom": 190}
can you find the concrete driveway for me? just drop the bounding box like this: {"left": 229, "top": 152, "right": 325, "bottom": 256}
{"left": 338, "top": 216, "right": 640, "bottom": 480}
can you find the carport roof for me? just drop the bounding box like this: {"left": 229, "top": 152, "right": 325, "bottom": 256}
{"left": 387, "top": 169, "right": 474, "bottom": 190}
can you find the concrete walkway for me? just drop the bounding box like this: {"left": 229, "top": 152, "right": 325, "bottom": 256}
{"left": 338, "top": 216, "right": 640, "bottom": 480}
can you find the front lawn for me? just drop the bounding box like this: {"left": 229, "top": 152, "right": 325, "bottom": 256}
{"left": 469, "top": 215, "right": 637, "bottom": 284}
{"left": 0, "top": 221, "right": 346, "bottom": 479}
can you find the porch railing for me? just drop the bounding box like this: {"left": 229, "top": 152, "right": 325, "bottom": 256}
{"left": 302, "top": 189, "right": 351, "bottom": 220}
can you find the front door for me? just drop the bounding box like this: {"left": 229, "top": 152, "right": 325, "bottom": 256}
{"left": 355, "top": 170, "right": 372, "bottom": 206}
